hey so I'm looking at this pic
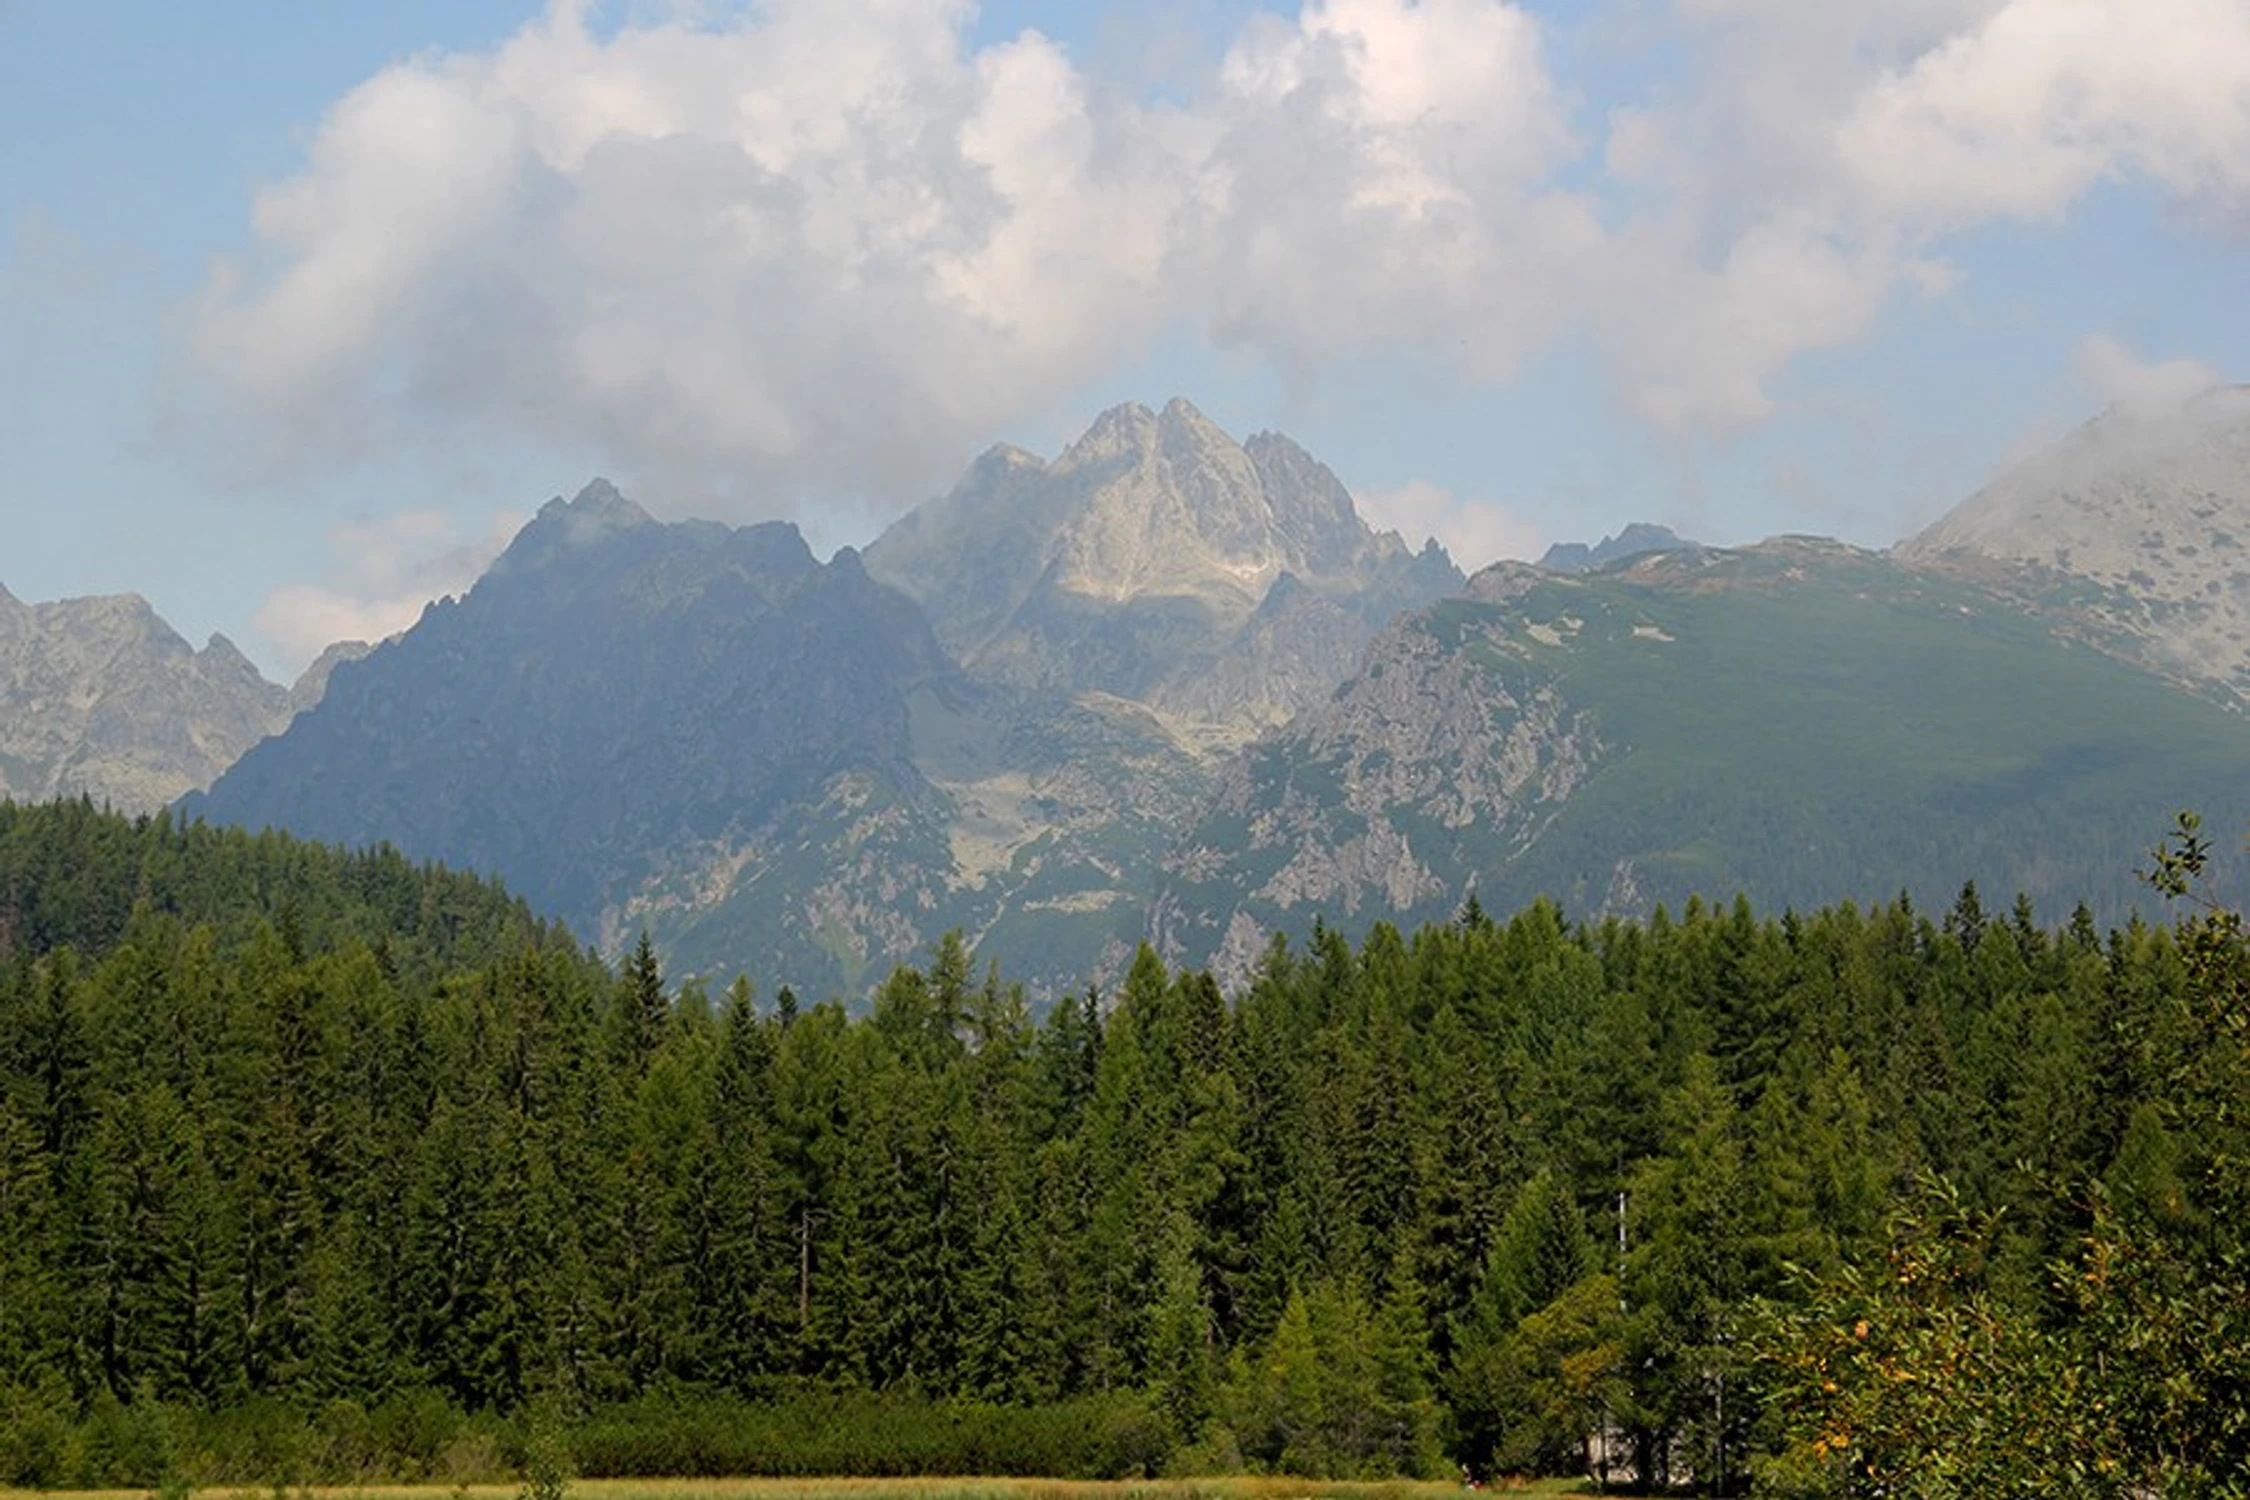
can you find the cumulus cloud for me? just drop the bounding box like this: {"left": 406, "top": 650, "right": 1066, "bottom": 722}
{"left": 2075, "top": 334, "right": 2225, "bottom": 410}
{"left": 186, "top": 0, "right": 1203, "bottom": 510}
{"left": 254, "top": 509, "right": 523, "bottom": 673}
{"left": 182, "top": 0, "right": 2250, "bottom": 515}
{"left": 1840, "top": 0, "right": 2250, "bottom": 230}
{"left": 1580, "top": 0, "right": 2250, "bottom": 431}
{"left": 1356, "top": 478, "right": 1543, "bottom": 572}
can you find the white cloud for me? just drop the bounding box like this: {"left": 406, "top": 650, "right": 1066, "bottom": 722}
{"left": 181, "top": 0, "right": 2250, "bottom": 513}
{"left": 1583, "top": 0, "right": 2250, "bottom": 431}
{"left": 1356, "top": 478, "right": 1543, "bottom": 572}
{"left": 186, "top": 0, "right": 1200, "bottom": 510}
{"left": 1840, "top": 0, "right": 2250, "bottom": 229}
{"left": 254, "top": 509, "right": 522, "bottom": 674}
{"left": 2075, "top": 334, "right": 2225, "bottom": 410}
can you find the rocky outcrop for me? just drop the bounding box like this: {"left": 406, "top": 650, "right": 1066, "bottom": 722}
{"left": 867, "top": 397, "right": 1463, "bottom": 744}
{"left": 0, "top": 584, "right": 292, "bottom": 812}
{"left": 1540, "top": 523, "right": 1697, "bottom": 573}
{"left": 1152, "top": 598, "right": 1604, "bottom": 982}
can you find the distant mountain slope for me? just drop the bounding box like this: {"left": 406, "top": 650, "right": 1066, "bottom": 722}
{"left": 0, "top": 583, "right": 294, "bottom": 811}
{"left": 1539, "top": 522, "right": 1696, "bottom": 573}
{"left": 181, "top": 398, "right": 2250, "bottom": 1003}
{"left": 866, "top": 397, "right": 1460, "bottom": 746}
{"left": 188, "top": 481, "right": 968, "bottom": 985}
{"left": 186, "top": 403, "right": 1464, "bottom": 998}
{"left": 1154, "top": 540, "right": 2250, "bottom": 982}
{"left": 1897, "top": 385, "right": 2250, "bottom": 702}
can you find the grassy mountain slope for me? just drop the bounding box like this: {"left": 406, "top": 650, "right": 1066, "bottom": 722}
{"left": 1156, "top": 540, "right": 2250, "bottom": 979}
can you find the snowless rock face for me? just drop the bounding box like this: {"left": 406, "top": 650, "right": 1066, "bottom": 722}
{"left": 1897, "top": 386, "right": 2250, "bottom": 700}
{"left": 865, "top": 397, "right": 1461, "bottom": 745}
{"left": 0, "top": 585, "right": 294, "bottom": 812}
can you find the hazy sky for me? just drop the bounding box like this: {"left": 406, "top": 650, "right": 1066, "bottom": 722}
{"left": 4, "top": 0, "right": 2246, "bottom": 678}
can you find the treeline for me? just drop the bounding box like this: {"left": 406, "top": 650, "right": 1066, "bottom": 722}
{"left": 0, "top": 802, "right": 2244, "bottom": 1493}
{"left": 0, "top": 798, "right": 560, "bottom": 979}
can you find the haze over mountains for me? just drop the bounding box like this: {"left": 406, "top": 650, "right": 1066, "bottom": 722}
{"left": 1899, "top": 384, "right": 2250, "bottom": 702}
{"left": 15, "top": 388, "right": 2250, "bottom": 996}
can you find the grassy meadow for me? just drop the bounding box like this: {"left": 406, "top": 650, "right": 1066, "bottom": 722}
{"left": 0, "top": 1478, "right": 1590, "bottom": 1500}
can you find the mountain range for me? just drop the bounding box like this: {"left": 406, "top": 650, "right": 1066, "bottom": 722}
{"left": 187, "top": 401, "right": 1464, "bottom": 993}
{"left": 0, "top": 585, "right": 302, "bottom": 811}
{"left": 22, "top": 388, "right": 2249, "bottom": 997}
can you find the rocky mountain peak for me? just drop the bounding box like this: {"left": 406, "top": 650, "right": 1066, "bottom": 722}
{"left": 1041, "top": 397, "right": 1391, "bottom": 603}
{"left": 289, "top": 639, "right": 375, "bottom": 716}
{"left": 1244, "top": 430, "right": 1368, "bottom": 565}
{"left": 1897, "top": 381, "right": 2250, "bottom": 699}
{"left": 566, "top": 475, "right": 651, "bottom": 520}
{"left": 1156, "top": 396, "right": 1236, "bottom": 461}
{"left": 200, "top": 632, "right": 268, "bottom": 682}
{"left": 502, "top": 478, "right": 657, "bottom": 563}
{"left": 966, "top": 442, "right": 1048, "bottom": 485}
{"left": 862, "top": 398, "right": 1463, "bottom": 745}
{"left": 1540, "top": 523, "right": 1696, "bottom": 574}
{"left": 0, "top": 589, "right": 294, "bottom": 812}
{"left": 1056, "top": 401, "right": 1159, "bottom": 471}
{"left": 1903, "top": 386, "right": 2249, "bottom": 552}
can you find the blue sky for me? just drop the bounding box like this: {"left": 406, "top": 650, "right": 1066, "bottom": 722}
{"left": 4, "top": 0, "right": 2246, "bottom": 678}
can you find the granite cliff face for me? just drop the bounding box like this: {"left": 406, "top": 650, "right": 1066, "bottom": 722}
{"left": 1896, "top": 386, "right": 2250, "bottom": 702}
{"left": 190, "top": 481, "right": 978, "bottom": 989}
{"left": 0, "top": 584, "right": 294, "bottom": 812}
{"left": 866, "top": 397, "right": 1461, "bottom": 746}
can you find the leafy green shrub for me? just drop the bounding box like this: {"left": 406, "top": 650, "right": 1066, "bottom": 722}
{"left": 0, "top": 1388, "right": 71, "bottom": 1488}
{"left": 366, "top": 1389, "right": 469, "bottom": 1481}
{"left": 516, "top": 1403, "right": 573, "bottom": 1500}
{"left": 567, "top": 1392, "right": 1167, "bottom": 1478}
{"left": 190, "top": 1397, "right": 306, "bottom": 1488}
{"left": 71, "top": 1391, "right": 180, "bottom": 1488}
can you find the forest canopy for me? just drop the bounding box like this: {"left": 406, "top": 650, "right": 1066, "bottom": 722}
{"left": 0, "top": 800, "right": 2243, "bottom": 1495}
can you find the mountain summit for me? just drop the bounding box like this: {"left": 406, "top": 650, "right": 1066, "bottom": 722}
{"left": 170, "top": 392, "right": 2250, "bottom": 1000}
{"left": 188, "top": 492, "right": 956, "bottom": 957}
{"left": 1541, "top": 523, "right": 1696, "bottom": 574}
{"left": 866, "top": 397, "right": 1460, "bottom": 741}
{"left": 1897, "top": 385, "right": 2250, "bottom": 700}
{"left": 0, "top": 586, "right": 294, "bottom": 811}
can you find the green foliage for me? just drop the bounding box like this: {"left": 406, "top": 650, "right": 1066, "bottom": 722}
{"left": 518, "top": 1401, "right": 574, "bottom": 1500}
{"left": 1225, "top": 1277, "right": 1444, "bottom": 1479}
{"left": 566, "top": 1393, "right": 1168, "bottom": 1478}
{"left": 1753, "top": 814, "right": 2250, "bottom": 1497}
{"left": 4, "top": 800, "right": 2249, "bottom": 1484}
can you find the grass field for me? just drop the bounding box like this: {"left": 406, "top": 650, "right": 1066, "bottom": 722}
{"left": 0, "top": 1477, "right": 1591, "bottom": 1500}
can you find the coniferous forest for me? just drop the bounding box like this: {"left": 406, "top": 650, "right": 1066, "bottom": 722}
{"left": 1, "top": 800, "right": 2245, "bottom": 1495}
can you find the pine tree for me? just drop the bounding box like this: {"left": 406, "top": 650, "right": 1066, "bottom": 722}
{"left": 618, "top": 932, "right": 667, "bottom": 1071}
